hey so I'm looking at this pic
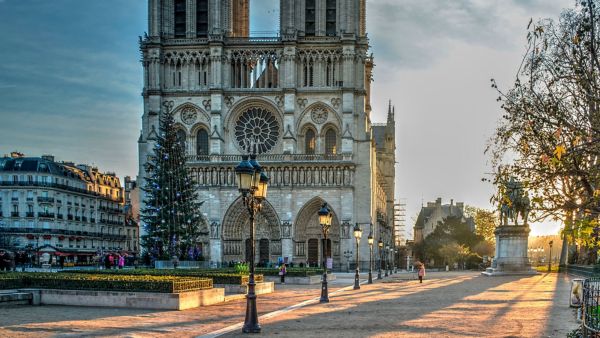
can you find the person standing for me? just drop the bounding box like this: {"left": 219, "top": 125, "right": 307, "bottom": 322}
{"left": 0, "top": 249, "right": 11, "bottom": 271}
{"left": 279, "top": 263, "right": 287, "bottom": 284}
{"left": 118, "top": 254, "right": 125, "bottom": 269}
{"left": 417, "top": 263, "right": 426, "bottom": 284}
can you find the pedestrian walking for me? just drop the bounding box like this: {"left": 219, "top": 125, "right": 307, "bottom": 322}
{"left": 279, "top": 263, "right": 287, "bottom": 284}
{"left": 118, "top": 254, "right": 125, "bottom": 269}
{"left": 417, "top": 262, "right": 426, "bottom": 284}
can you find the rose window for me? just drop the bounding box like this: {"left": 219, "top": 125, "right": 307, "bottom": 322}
{"left": 234, "top": 107, "right": 280, "bottom": 154}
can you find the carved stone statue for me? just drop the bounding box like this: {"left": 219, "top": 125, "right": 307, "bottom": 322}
{"left": 499, "top": 177, "right": 530, "bottom": 226}
{"left": 210, "top": 221, "right": 220, "bottom": 239}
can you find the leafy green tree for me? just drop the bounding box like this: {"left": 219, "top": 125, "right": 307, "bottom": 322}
{"left": 141, "top": 111, "right": 204, "bottom": 260}
{"left": 465, "top": 206, "right": 497, "bottom": 244}
{"left": 418, "top": 215, "right": 484, "bottom": 267}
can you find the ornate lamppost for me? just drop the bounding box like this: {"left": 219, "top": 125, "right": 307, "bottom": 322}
{"left": 318, "top": 203, "right": 332, "bottom": 303}
{"left": 384, "top": 244, "right": 389, "bottom": 277}
{"left": 367, "top": 231, "right": 374, "bottom": 284}
{"left": 353, "top": 223, "right": 362, "bottom": 290}
{"left": 377, "top": 239, "right": 383, "bottom": 279}
{"left": 235, "top": 154, "right": 269, "bottom": 334}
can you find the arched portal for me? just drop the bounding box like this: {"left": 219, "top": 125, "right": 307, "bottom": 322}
{"left": 221, "top": 197, "right": 281, "bottom": 264}
{"left": 293, "top": 197, "right": 341, "bottom": 268}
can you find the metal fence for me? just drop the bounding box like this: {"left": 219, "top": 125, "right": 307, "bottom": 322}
{"left": 583, "top": 278, "right": 600, "bottom": 335}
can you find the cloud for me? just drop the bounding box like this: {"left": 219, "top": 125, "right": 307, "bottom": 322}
{"left": 367, "top": 0, "right": 570, "bottom": 69}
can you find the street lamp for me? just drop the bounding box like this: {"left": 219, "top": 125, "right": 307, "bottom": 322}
{"left": 235, "top": 154, "right": 269, "bottom": 334}
{"left": 318, "top": 203, "right": 332, "bottom": 303}
{"left": 548, "top": 240, "right": 553, "bottom": 272}
{"left": 353, "top": 223, "right": 362, "bottom": 290}
{"left": 367, "top": 231, "right": 374, "bottom": 284}
{"left": 377, "top": 239, "right": 383, "bottom": 279}
{"left": 385, "top": 244, "right": 389, "bottom": 277}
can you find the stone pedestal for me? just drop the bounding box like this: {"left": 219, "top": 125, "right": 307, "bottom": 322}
{"left": 482, "top": 225, "right": 537, "bottom": 276}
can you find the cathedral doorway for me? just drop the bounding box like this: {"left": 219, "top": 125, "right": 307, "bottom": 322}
{"left": 307, "top": 239, "right": 319, "bottom": 266}
{"left": 293, "top": 197, "right": 341, "bottom": 268}
{"left": 221, "top": 197, "right": 281, "bottom": 264}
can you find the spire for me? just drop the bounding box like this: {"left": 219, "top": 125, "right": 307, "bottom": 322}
{"left": 387, "top": 100, "right": 394, "bottom": 125}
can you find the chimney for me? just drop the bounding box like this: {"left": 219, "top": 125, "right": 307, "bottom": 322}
{"left": 456, "top": 202, "right": 464, "bottom": 211}
{"left": 436, "top": 198, "right": 442, "bottom": 206}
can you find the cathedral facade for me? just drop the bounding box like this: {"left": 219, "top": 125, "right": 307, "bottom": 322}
{"left": 138, "top": 0, "right": 396, "bottom": 269}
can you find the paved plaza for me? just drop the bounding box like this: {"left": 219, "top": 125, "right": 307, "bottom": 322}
{"left": 0, "top": 271, "right": 579, "bottom": 337}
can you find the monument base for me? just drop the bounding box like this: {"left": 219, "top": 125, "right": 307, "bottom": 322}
{"left": 481, "top": 225, "right": 537, "bottom": 277}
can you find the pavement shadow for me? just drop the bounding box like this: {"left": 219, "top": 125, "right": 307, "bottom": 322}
{"left": 220, "top": 273, "right": 528, "bottom": 337}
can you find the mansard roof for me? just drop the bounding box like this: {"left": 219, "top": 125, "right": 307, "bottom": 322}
{"left": 0, "top": 157, "right": 64, "bottom": 176}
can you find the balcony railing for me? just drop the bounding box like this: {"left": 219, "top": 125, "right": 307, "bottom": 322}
{"left": 10, "top": 212, "right": 19, "bottom": 218}
{"left": 25, "top": 212, "right": 35, "bottom": 218}
{"left": 0, "top": 227, "right": 127, "bottom": 241}
{"left": 38, "top": 212, "right": 55, "bottom": 219}
{"left": 186, "top": 153, "right": 351, "bottom": 163}
{"left": 57, "top": 214, "right": 63, "bottom": 220}
{"left": 37, "top": 197, "right": 55, "bottom": 204}
{"left": 0, "top": 181, "right": 122, "bottom": 202}
{"left": 75, "top": 216, "right": 81, "bottom": 221}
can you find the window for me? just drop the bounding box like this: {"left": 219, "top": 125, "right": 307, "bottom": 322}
{"left": 196, "top": 0, "right": 208, "bottom": 38}
{"left": 325, "top": 129, "right": 337, "bottom": 155}
{"left": 196, "top": 129, "right": 209, "bottom": 155}
{"left": 176, "top": 129, "right": 187, "bottom": 153}
{"left": 174, "top": 0, "right": 186, "bottom": 38}
{"left": 27, "top": 175, "right": 33, "bottom": 183}
{"left": 27, "top": 205, "right": 33, "bottom": 213}
{"left": 12, "top": 204, "right": 18, "bottom": 213}
{"left": 305, "top": 0, "right": 316, "bottom": 36}
{"left": 326, "top": 0, "right": 336, "bottom": 36}
{"left": 305, "top": 129, "right": 316, "bottom": 154}
{"left": 12, "top": 175, "right": 17, "bottom": 183}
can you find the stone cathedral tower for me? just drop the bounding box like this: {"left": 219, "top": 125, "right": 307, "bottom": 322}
{"left": 138, "top": 0, "right": 396, "bottom": 269}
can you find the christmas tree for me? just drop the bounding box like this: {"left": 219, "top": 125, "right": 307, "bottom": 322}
{"left": 141, "top": 111, "right": 204, "bottom": 260}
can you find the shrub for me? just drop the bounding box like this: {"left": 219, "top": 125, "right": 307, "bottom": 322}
{"left": 60, "top": 269, "right": 263, "bottom": 285}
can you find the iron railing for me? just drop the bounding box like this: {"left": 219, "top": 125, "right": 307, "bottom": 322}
{"left": 583, "top": 278, "right": 600, "bottom": 334}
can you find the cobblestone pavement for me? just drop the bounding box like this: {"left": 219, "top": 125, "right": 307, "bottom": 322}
{"left": 0, "top": 272, "right": 579, "bottom": 338}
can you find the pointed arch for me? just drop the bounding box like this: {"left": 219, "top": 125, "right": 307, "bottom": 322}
{"left": 293, "top": 197, "right": 341, "bottom": 267}
{"left": 221, "top": 197, "right": 282, "bottom": 263}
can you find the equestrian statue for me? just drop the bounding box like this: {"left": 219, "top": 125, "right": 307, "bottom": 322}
{"left": 499, "top": 177, "right": 530, "bottom": 226}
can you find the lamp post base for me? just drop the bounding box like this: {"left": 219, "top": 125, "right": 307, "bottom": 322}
{"left": 354, "top": 268, "right": 361, "bottom": 290}
{"left": 242, "top": 282, "right": 261, "bottom": 333}
{"left": 368, "top": 271, "right": 373, "bottom": 284}
{"left": 320, "top": 272, "right": 329, "bottom": 302}
{"left": 377, "top": 270, "right": 382, "bottom": 279}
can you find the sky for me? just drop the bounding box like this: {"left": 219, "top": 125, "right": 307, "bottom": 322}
{"left": 0, "top": 0, "right": 575, "bottom": 238}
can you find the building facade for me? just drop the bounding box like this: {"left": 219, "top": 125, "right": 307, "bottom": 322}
{"left": 138, "top": 0, "right": 396, "bottom": 268}
{"left": 0, "top": 153, "right": 138, "bottom": 264}
{"left": 413, "top": 198, "right": 475, "bottom": 244}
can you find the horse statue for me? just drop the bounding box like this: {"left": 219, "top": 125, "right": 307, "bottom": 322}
{"left": 499, "top": 177, "right": 530, "bottom": 226}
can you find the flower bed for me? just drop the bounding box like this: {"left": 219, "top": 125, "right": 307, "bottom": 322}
{"left": 0, "top": 272, "right": 212, "bottom": 293}
{"left": 61, "top": 269, "right": 263, "bottom": 285}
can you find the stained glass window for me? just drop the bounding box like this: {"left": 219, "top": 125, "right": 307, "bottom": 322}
{"left": 325, "top": 129, "right": 337, "bottom": 155}
{"left": 196, "top": 129, "right": 209, "bottom": 155}
{"left": 234, "top": 107, "right": 280, "bottom": 154}
{"left": 305, "top": 129, "right": 316, "bottom": 154}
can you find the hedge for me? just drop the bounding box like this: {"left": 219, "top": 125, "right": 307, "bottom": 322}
{"left": 0, "top": 272, "right": 212, "bottom": 293}
{"left": 255, "top": 267, "right": 324, "bottom": 277}
{"left": 60, "top": 269, "right": 263, "bottom": 285}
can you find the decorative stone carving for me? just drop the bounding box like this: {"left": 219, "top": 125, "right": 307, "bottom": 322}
{"left": 311, "top": 106, "right": 328, "bottom": 124}
{"left": 297, "top": 98, "right": 308, "bottom": 109}
{"left": 331, "top": 98, "right": 341, "bottom": 109}
{"left": 210, "top": 221, "right": 220, "bottom": 239}
{"left": 341, "top": 221, "right": 351, "bottom": 239}
{"left": 202, "top": 99, "right": 211, "bottom": 111}
{"left": 281, "top": 221, "right": 291, "bottom": 238}
{"left": 275, "top": 95, "right": 284, "bottom": 108}
{"left": 180, "top": 107, "right": 197, "bottom": 125}
{"left": 224, "top": 96, "right": 235, "bottom": 108}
